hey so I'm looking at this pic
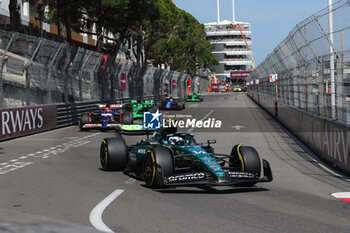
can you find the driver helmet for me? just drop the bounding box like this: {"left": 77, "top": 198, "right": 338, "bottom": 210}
{"left": 168, "top": 136, "right": 184, "bottom": 145}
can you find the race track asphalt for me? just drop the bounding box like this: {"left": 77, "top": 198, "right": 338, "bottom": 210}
{"left": 1, "top": 93, "right": 350, "bottom": 233}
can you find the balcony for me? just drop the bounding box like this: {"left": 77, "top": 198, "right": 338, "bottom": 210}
{"left": 210, "top": 39, "right": 253, "bottom": 46}
{"left": 206, "top": 30, "right": 252, "bottom": 37}
{"left": 212, "top": 50, "right": 250, "bottom": 56}
{"left": 220, "top": 58, "right": 253, "bottom": 66}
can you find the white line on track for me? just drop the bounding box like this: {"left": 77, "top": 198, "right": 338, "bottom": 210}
{"left": 189, "top": 104, "right": 199, "bottom": 108}
{"left": 318, "top": 164, "right": 350, "bottom": 182}
{"left": 90, "top": 189, "right": 125, "bottom": 233}
{"left": 186, "top": 110, "right": 213, "bottom": 133}
{"left": 331, "top": 192, "right": 350, "bottom": 204}
{"left": 0, "top": 133, "right": 101, "bottom": 175}
{"left": 200, "top": 110, "right": 213, "bottom": 121}
{"left": 331, "top": 192, "right": 350, "bottom": 199}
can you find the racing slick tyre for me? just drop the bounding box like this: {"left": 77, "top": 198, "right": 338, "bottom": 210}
{"left": 121, "top": 112, "right": 133, "bottom": 124}
{"left": 176, "top": 102, "right": 184, "bottom": 110}
{"left": 79, "top": 113, "right": 90, "bottom": 131}
{"left": 143, "top": 147, "right": 174, "bottom": 188}
{"left": 198, "top": 96, "right": 203, "bottom": 102}
{"left": 230, "top": 145, "right": 261, "bottom": 186}
{"left": 150, "top": 104, "right": 158, "bottom": 112}
{"left": 100, "top": 137, "right": 128, "bottom": 171}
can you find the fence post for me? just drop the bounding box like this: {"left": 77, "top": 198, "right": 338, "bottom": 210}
{"left": 0, "top": 33, "right": 16, "bottom": 108}
{"left": 46, "top": 43, "right": 63, "bottom": 104}
{"left": 314, "top": 15, "right": 340, "bottom": 119}
{"left": 80, "top": 50, "right": 92, "bottom": 101}
{"left": 24, "top": 37, "right": 43, "bottom": 106}
{"left": 318, "top": 62, "right": 324, "bottom": 117}
{"left": 91, "top": 55, "right": 101, "bottom": 101}
{"left": 0, "top": 56, "right": 8, "bottom": 108}
{"left": 337, "top": 50, "right": 344, "bottom": 121}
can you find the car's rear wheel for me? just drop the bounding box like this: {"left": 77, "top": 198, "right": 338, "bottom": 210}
{"left": 230, "top": 145, "right": 261, "bottom": 186}
{"left": 176, "top": 102, "right": 184, "bottom": 110}
{"left": 143, "top": 147, "right": 174, "bottom": 188}
{"left": 150, "top": 104, "right": 158, "bottom": 112}
{"left": 181, "top": 102, "right": 185, "bottom": 109}
{"left": 100, "top": 137, "right": 128, "bottom": 171}
{"left": 79, "top": 113, "right": 90, "bottom": 131}
{"left": 121, "top": 112, "right": 133, "bottom": 124}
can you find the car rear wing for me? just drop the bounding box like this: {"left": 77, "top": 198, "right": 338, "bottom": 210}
{"left": 99, "top": 104, "right": 123, "bottom": 108}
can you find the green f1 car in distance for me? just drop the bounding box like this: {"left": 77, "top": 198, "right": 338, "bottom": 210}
{"left": 123, "top": 99, "right": 158, "bottom": 119}
{"left": 100, "top": 127, "right": 273, "bottom": 188}
{"left": 185, "top": 92, "right": 203, "bottom": 102}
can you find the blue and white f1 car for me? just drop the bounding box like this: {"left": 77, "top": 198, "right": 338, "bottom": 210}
{"left": 79, "top": 104, "right": 133, "bottom": 130}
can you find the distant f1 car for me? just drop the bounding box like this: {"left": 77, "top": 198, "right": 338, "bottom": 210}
{"left": 123, "top": 99, "right": 158, "bottom": 119}
{"left": 185, "top": 92, "right": 203, "bottom": 102}
{"left": 79, "top": 104, "right": 134, "bottom": 131}
{"left": 233, "top": 85, "right": 242, "bottom": 92}
{"left": 100, "top": 127, "right": 273, "bottom": 188}
{"left": 159, "top": 96, "right": 185, "bottom": 110}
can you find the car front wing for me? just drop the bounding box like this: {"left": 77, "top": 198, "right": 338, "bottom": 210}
{"left": 162, "top": 159, "right": 273, "bottom": 187}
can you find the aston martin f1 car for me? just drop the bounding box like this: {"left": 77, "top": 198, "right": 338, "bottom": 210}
{"left": 159, "top": 96, "right": 185, "bottom": 110}
{"left": 185, "top": 92, "right": 203, "bottom": 102}
{"left": 100, "top": 127, "right": 273, "bottom": 188}
{"left": 79, "top": 104, "right": 133, "bottom": 131}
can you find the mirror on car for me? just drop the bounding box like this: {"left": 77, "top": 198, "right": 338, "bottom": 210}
{"left": 207, "top": 139, "right": 216, "bottom": 144}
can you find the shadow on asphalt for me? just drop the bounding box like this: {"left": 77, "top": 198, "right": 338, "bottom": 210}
{"left": 149, "top": 186, "right": 269, "bottom": 194}
{"left": 0, "top": 148, "right": 3, "bottom": 154}
{"left": 79, "top": 129, "right": 117, "bottom": 134}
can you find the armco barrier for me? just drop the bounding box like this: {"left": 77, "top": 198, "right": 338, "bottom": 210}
{"left": 248, "top": 92, "right": 350, "bottom": 175}
{"left": 0, "top": 96, "right": 160, "bottom": 141}
{"left": 0, "top": 105, "right": 57, "bottom": 141}
{"left": 278, "top": 103, "right": 350, "bottom": 173}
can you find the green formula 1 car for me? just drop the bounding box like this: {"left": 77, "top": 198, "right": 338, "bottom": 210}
{"left": 123, "top": 99, "right": 158, "bottom": 119}
{"left": 100, "top": 127, "right": 273, "bottom": 188}
{"left": 185, "top": 93, "right": 203, "bottom": 102}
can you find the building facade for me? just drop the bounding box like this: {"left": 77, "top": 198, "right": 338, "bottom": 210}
{"left": 205, "top": 20, "right": 254, "bottom": 83}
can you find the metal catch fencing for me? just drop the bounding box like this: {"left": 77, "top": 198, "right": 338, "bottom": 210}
{"left": 0, "top": 29, "right": 195, "bottom": 108}
{"left": 248, "top": 0, "right": 350, "bottom": 124}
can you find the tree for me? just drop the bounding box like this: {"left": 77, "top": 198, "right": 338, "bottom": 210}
{"left": 32, "top": 0, "right": 217, "bottom": 73}
{"left": 145, "top": 0, "right": 217, "bottom": 75}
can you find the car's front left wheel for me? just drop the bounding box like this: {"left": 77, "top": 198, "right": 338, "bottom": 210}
{"left": 100, "top": 137, "right": 128, "bottom": 171}
{"left": 229, "top": 144, "right": 261, "bottom": 186}
{"left": 143, "top": 147, "right": 174, "bottom": 188}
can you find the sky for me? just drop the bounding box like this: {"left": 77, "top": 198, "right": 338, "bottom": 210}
{"left": 174, "top": 0, "right": 329, "bottom": 66}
